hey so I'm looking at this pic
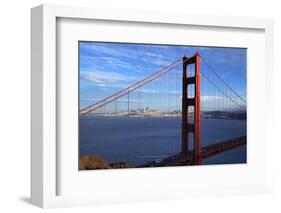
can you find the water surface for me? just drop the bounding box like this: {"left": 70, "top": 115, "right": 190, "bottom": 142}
{"left": 79, "top": 117, "right": 246, "bottom": 166}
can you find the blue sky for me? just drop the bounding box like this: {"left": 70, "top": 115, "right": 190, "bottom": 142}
{"left": 79, "top": 41, "right": 246, "bottom": 110}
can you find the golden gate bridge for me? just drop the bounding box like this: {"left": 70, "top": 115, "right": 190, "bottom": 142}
{"left": 80, "top": 52, "right": 247, "bottom": 167}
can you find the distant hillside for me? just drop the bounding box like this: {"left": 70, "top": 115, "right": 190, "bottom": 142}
{"left": 202, "top": 111, "right": 246, "bottom": 120}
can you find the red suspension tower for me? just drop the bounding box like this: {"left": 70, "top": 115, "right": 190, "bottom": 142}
{"left": 182, "top": 53, "right": 201, "bottom": 164}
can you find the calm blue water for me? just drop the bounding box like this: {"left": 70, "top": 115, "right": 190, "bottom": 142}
{"left": 79, "top": 117, "right": 246, "bottom": 166}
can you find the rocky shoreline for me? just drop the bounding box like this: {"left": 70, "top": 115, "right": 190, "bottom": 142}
{"left": 79, "top": 156, "right": 133, "bottom": 170}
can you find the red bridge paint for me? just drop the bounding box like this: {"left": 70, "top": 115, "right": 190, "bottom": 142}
{"left": 182, "top": 53, "right": 201, "bottom": 164}
{"left": 139, "top": 136, "right": 246, "bottom": 167}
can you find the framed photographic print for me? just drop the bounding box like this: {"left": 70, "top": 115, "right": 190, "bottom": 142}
{"left": 31, "top": 4, "right": 274, "bottom": 208}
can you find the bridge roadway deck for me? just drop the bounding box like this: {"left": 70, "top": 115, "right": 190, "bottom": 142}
{"left": 139, "top": 136, "right": 246, "bottom": 167}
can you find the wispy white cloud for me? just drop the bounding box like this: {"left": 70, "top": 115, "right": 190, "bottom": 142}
{"left": 81, "top": 70, "right": 134, "bottom": 88}
{"left": 80, "top": 42, "right": 172, "bottom": 67}
{"left": 142, "top": 57, "right": 169, "bottom": 66}
{"left": 81, "top": 55, "right": 134, "bottom": 70}
{"left": 81, "top": 43, "right": 133, "bottom": 59}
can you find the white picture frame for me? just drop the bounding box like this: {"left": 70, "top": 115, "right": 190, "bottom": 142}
{"left": 31, "top": 4, "right": 274, "bottom": 208}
